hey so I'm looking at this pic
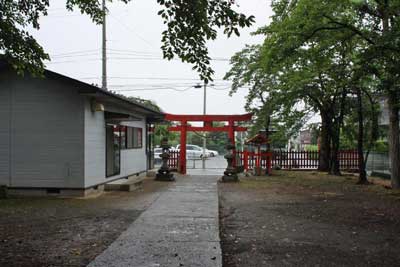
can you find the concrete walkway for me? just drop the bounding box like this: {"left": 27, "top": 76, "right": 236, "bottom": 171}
{"left": 88, "top": 175, "right": 221, "bottom": 267}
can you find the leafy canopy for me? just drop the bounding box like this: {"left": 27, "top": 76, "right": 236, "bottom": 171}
{"left": 225, "top": 0, "right": 384, "bottom": 148}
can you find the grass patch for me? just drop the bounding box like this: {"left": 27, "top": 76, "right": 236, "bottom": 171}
{"left": 239, "top": 170, "right": 400, "bottom": 200}
{"left": 241, "top": 171, "right": 351, "bottom": 189}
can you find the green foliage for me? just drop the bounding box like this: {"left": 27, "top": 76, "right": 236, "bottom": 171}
{"left": 158, "top": 0, "right": 254, "bottom": 82}
{"left": 340, "top": 92, "right": 380, "bottom": 151}
{"left": 154, "top": 124, "right": 179, "bottom": 147}
{"left": 304, "top": 145, "right": 318, "bottom": 151}
{"left": 1, "top": 0, "right": 254, "bottom": 82}
{"left": 224, "top": 43, "right": 310, "bottom": 149}
{"left": 125, "top": 96, "right": 162, "bottom": 112}
{"left": 187, "top": 122, "right": 229, "bottom": 153}
{"left": 372, "top": 139, "right": 389, "bottom": 153}
{"left": 225, "top": 0, "right": 361, "bottom": 156}
{"left": 0, "top": 0, "right": 50, "bottom": 75}
{"left": 188, "top": 132, "right": 203, "bottom": 147}
{"left": 225, "top": 0, "right": 400, "bottom": 177}
{"left": 207, "top": 131, "right": 229, "bottom": 153}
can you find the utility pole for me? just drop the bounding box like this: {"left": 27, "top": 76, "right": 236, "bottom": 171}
{"left": 101, "top": 0, "right": 107, "bottom": 90}
{"left": 202, "top": 82, "right": 207, "bottom": 169}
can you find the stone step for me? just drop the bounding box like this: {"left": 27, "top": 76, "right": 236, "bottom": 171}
{"left": 105, "top": 175, "right": 144, "bottom": 192}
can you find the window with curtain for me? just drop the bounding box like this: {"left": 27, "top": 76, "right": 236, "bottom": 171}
{"left": 125, "top": 127, "right": 143, "bottom": 149}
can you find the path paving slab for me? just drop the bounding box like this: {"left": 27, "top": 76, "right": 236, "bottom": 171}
{"left": 88, "top": 175, "right": 221, "bottom": 267}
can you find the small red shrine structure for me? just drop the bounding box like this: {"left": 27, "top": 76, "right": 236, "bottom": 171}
{"left": 242, "top": 132, "right": 272, "bottom": 175}
{"left": 164, "top": 113, "right": 253, "bottom": 174}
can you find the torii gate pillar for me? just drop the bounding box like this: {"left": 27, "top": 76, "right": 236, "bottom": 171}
{"left": 228, "top": 120, "right": 235, "bottom": 147}
{"left": 179, "top": 120, "right": 187, "bottom": 174}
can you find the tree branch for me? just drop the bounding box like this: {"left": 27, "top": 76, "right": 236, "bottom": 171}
{"left": 301, "top": 25, "right": 348, "bottom": 41}
{"left": 322, "top": 14, "right": 376, "bottom": 46}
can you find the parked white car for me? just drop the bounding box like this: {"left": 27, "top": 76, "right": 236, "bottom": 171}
{"left": 175, "top": 144, "right": 209, "bottom": 159}
{"left": 206, "top": 149, "right": 219, "bottom": 157}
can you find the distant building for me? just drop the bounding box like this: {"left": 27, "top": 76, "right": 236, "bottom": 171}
{"left": 0, "top": 61, "right": 163, "bottom": 196}
{"left": 288, "top": 129, "right": 313, "bottom": 151}
{"left": 378, "top": 96, "right": 390, "bottom": 126}
{"left": 299, "top": 130, "right": 312, "bottom": 149}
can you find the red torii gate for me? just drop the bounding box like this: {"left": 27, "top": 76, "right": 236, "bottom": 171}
{"left": 164, "top": 113, "right": 253, "bottom": 174}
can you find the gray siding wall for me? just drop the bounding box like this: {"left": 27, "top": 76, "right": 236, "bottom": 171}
{"left": 0, "top": 72, "right": 11, "bottom": 185}
{"left": 84, "top": 100, "right": 147, "bottom": 187}
{"left": 84, "top": 99, "right": 106, "bottom": 186}
{"left": 118, "top": 120, "right": 147, "bottom": 178}
{"left": 1, "top": 70, "right": 85, "bottom": 188}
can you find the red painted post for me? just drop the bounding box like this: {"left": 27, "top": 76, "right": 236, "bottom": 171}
{"left": 267, "top": 152, "right": 272, "bottom": 174}
{"left": 180, "top": 121, "right": 187, "bottom": 174}
{"left": 256, "top": 146, "right": 261, "bottom": 168}
{"left": 228, "top": 120, "right": 236, "bottom": 167}
{"left": 244, "top": 151, "right": 248, "bottom": 171}
{"left": 228, "top": 120, "right": 235, "bottom": 147}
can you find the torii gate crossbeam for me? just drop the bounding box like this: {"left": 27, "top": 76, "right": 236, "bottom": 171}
{"left": 164, "top": 113, "right": 252, "bottom": 174}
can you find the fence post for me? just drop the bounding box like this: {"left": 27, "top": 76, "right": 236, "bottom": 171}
{"left": 267, "top": 152, "right": 272, "bottom": 175}
{"left": 244, "top": 151, "right": 248, "bottom": 171}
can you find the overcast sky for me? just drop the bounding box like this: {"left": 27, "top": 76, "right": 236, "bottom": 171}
{"left": 32, "top": 0, "right": 273, "bottom": 115}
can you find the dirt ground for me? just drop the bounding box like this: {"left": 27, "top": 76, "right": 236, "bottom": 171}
{"left": 219, "top": 171, "right": 400, "bottom": 267}
{"left": 0, "top": 178, "right": 170, "bottom": 267}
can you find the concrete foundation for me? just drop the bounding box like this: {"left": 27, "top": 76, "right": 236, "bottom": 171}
{"left": 6, "top": 185, "right": 105, "bottom": 198}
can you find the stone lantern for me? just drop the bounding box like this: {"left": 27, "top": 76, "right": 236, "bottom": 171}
{"left": 222, "top": 142, "right": 239, "bottom": 182}
{"left": 155, "top": 137, "right": 175, "bottom": 181}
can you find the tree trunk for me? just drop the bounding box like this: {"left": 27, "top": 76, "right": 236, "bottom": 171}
{"left": 388, "top": 91, "right": 400, "bottom": 188}
{"left": 328, "top": 87, "right": 347, "bottom": 176}
{"left": 356, "top": 87, "right": 368, "bottom": 184}
{"left": 329, "top": 128, "right": 341, "bottom": 176}
{"left": 265, "top": 115, "right": 271, "bottom": 151}
{"left": 318, "top": 112, "right": 331, "bottom": 171}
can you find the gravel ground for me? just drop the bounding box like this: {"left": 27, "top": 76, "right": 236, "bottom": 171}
{"left": 0, "top": 178, "right": 170, "bottom": 267}
{"left": 219, "top": 171, "right": 400, "bottom": 267}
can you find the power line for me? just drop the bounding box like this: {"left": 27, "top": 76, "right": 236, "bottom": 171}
{"left": 210, "top": 86, "right": 235, "bottom": 91}
{"left": 49, "top": 49, "right": 229, "bottom": 61}
{"left": 51, "top": 52, "right": 158, "bottom": 59}
{"left": 43, "top": 14, "right": 83, "bottom": 18}
{"left": 107, "top": 83, "right": 231, "bottom": 90}
{"left": 77, "top": 76, "right": 229, "bottom": 81}
{"left": 107, "top": 48, "right": 160, "bottom": 55}
{"left": 106, "top": 85, "right": 243, "bottom": 92}
{"left": 108, "top": 86, "right": 194, "bottom": 92}
{"left": 50, "top": 51, "right": 161, "bottom": 59}
{"left": 50, "top": 49, "right": 100, "bottom": 57}
{"left": 50, "top": 48, "right": 227, "bottom": 59}
{"left": 45, "top": 56, "right": 230, "bottom": 64}
{"left": 108, "top": 13, "right": 156, "bottom": 49}
{"left": 109, "top": 83, "right": 202, "bottom": 87}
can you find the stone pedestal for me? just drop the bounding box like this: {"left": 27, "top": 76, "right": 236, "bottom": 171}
{"left": 222, "top": 143, "right": 238, "bottom": 182}
{"left": 252, "top": 166, "right": 262, "bottom": 176}
{"left": 156, "top": 169, "right": 175, "bottom": 181}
